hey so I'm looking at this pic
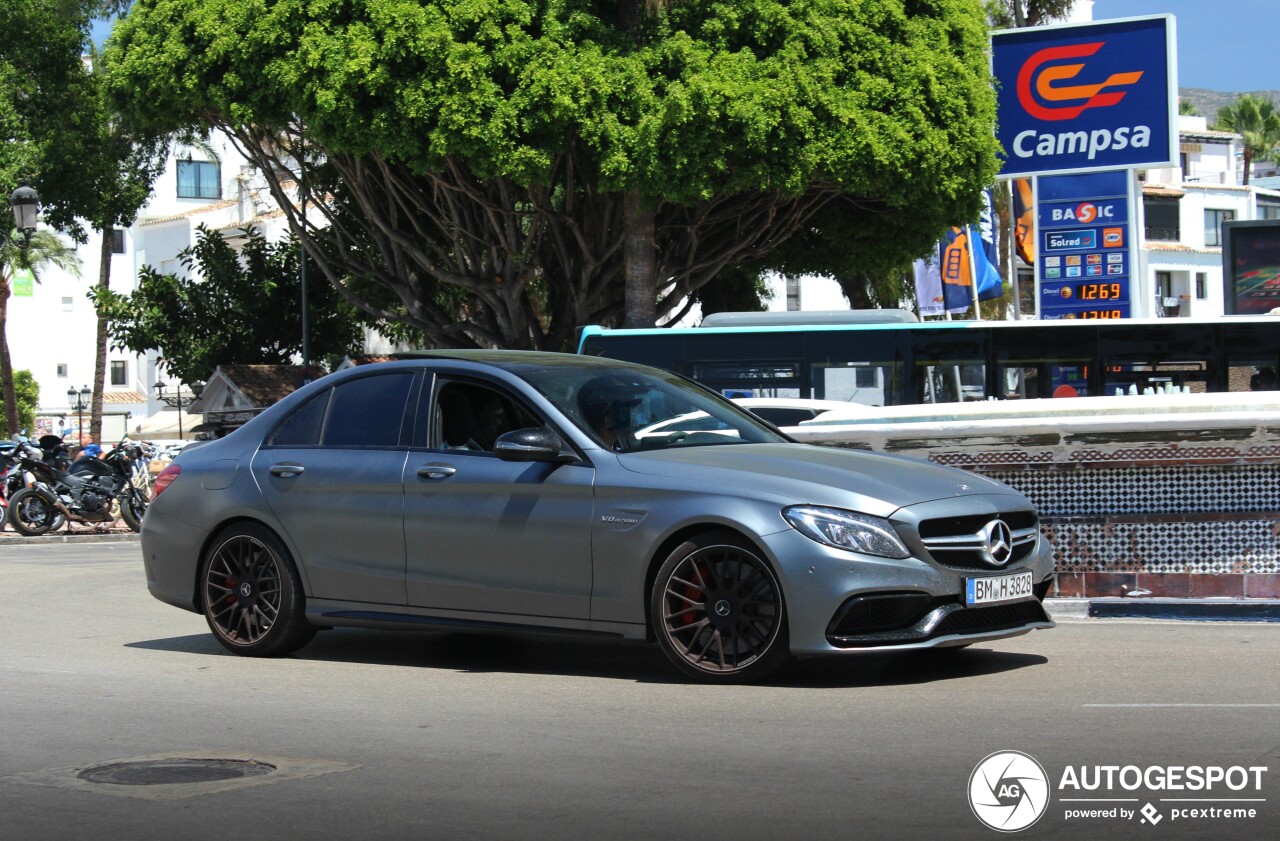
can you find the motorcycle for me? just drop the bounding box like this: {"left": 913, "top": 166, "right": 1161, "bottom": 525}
{"left": 3, "top": 438, "right": 68, "bottom": 532}
{"left": 6, "top": 436, "right": 149, "bottom": 536}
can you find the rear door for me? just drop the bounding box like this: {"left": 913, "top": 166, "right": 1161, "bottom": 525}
{"left": 252, "top": 371, "right": 419, "bottom": 605}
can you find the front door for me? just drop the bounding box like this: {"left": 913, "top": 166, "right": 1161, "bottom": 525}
{"left": 402, "top": 377, "right": 595, "bottom": 619}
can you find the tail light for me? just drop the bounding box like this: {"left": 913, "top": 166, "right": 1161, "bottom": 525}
{"left": 152, "top": 463, "right": 181, "bottom": 499}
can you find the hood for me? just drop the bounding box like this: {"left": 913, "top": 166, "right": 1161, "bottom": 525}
{"left": 615, "top": 443, "right": 1019, "bottom": 516}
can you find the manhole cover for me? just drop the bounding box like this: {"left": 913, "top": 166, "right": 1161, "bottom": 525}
{"left": 77, "top": 758, "right": 276, "bottom": 786}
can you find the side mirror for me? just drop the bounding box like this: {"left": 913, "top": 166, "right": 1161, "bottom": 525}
{"left": 494, "top": 427, "right": 571, "bottom": 463}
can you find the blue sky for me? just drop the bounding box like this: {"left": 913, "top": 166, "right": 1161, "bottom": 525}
{"left": 93, "top": 2, "right": 1274, "bottom": 93}
{"left": 1092, "top": 1, "right": 1279, "bottom": 91}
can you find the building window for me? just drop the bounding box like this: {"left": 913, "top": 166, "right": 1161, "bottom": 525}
{"left": 61, "top": 296, "right": 74, "bottom": 312}
{"left": 1143, "top": 197, "right": 1181, "bottom": 241}
{"left": 110, "top": 228, "right": 125, "bottom": 254}
{"left": 1195, "top": 273, "right": 1208, "bottom": 300}
{"left": 110, "top": 360, "right": 127, "bottom": 387}
{"left": 1261, "top": 203, "right": 1280, "bottom": 220}
{"left": 57, "top": 364, "right": 68, "bottom": 378}
{"left": 1204, "top": 208, "right": 1235, "bottom": 246}
{"left": 176, "top": 160, "right": 221, "bottom": 199}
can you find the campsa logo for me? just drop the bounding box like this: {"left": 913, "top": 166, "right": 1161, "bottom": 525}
{"left": 969, "top": 750, "right": 1052, "bottom": 832}
{"left": 1017, "top": 42, "right": 1144, "bottom": 121}
{"left": 1012, "top": 42, "right": 1151, "bottom": 161}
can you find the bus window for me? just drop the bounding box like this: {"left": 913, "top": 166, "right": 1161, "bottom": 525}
{"left": 911, "top": 335, "right": 987, "bottom": 403}
{"left": 1228, "top": 359, "right": 1280, "bottom": 392}
{"left": 811, "top": 361, "right": 895, "bottom": 406}
{"left": 1102, "top": 360, "right": 1209, "bottom": 395}
{"left": 690, "top": 361, "right": 804, "bottom": 399}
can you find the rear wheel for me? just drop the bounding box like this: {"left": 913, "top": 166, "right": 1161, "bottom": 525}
{"left": 7, "top": 488, "right": 57, "bottom": 536}
{"left": 650, "top": 531, "right": 790, "bottom": 683}
{"left": 200, "top": 523, "right": 315, "bottom": 657}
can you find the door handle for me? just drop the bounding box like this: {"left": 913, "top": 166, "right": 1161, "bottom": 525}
{"left": 269, "top": 463, "right": 305, "bottom": 478}
{"left": 417, "top": 463, "right": 457, "bottom": 480}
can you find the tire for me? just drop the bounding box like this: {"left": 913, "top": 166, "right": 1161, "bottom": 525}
{"left": 650, "top": 530, "right": 790, "bottom": 683}
{"left": 119, "top": 488, "right": 147, "bottom": 532}
{"left": 7, "top": 487, "right": 57, "bottom": 536}
{"left": 200, "top": 522, "right": 316, "bottom": 657}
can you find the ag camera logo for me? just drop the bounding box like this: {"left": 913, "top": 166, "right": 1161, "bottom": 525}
{"left": 969, "top": 750, "right": 1051, "bottom": 832}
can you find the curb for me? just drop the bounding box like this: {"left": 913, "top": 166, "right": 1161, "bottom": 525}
{"left": 1046, "top": 597, "right": 1280, "bottom": 622}
{"left": 0, "top": 531, "right": 140, "bottom": 546}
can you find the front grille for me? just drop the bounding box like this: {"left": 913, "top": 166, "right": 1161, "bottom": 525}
{"left": 826, "top": 588, "right": 1052, "bottom": 649}
{"left": 918, "top": 510, "right": 1040, "bottom": 571}
{"left": 931, "top": 600, "right": 1050, "bottom": 636}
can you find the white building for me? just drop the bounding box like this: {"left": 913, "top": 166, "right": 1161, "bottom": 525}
{"left": 1138, "top": 116, "right": 1280, "bottom": 318}
{"left": 7, "top": 132, "right": 291, "bottom": 440}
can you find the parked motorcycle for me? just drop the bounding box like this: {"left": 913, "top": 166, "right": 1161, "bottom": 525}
{"left": 6, "top": 436, "right": 149, "bottom": 536}
{"left": 2, "top": 437, "right": 68, "bottom": 532}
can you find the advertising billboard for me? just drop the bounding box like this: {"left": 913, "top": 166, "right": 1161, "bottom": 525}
{"left": 1037, "top": 170, "right": 1134, "bottom": 319}
{"left": 1222, "top": 220, "right": 1280, "bottom": 314}
{"left": 992, "top": 15, "right": 1177, "bottom": 177}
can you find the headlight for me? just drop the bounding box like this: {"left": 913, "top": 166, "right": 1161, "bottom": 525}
{"left": 783, "top": 505, "right": 910, "bottom": 559}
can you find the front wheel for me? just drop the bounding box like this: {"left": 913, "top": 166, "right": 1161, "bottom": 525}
{"left": 7, "top": 488, "right": 58, "bottom": 536}
{"left": 119, "top": 488, "right": 147, "bottom": 532}
{"left": 650, "top": 531, "right": 790, "bottom": 683}
{"left": 200, "top": 522, "right": 316, "bottom": 657}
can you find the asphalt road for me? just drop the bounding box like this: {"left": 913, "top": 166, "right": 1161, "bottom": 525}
{"left": 2, "top": 542, "right": 1277, "bottom": 841}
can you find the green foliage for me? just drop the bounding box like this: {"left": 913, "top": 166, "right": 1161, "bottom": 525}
{"left": 0, "top": 370, "right": 40, "bottom": 436}
{"left": 92, "top": 225, "right": 367, "bottom": 383}
{"left": 1215, "top": 94, "right": 1280, "bottom": 185}
{"left": 108, "top": 1, "right": 1000, "bottom": 342}
{"left": 1178, "top": 99, "right": 1199, "bottom": 117}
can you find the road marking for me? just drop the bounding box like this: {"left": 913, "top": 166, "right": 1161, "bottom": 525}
{"left": 1084, "top": 704, "right": 1280, "bottom": 708}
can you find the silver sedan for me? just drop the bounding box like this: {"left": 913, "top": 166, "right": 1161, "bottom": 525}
{"left": 142, "top": 351, "right": 1054, "bottom": 683}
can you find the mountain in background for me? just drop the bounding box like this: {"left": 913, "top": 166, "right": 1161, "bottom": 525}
{"left": 1180, "top": 88, "right": 1280, "bottom": 124}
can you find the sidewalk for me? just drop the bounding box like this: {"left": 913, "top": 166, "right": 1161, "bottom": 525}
{"left": 0, "top": 525, "right": 140, "bottom": 545}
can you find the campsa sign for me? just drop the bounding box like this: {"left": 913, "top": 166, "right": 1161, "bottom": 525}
{"left": 992, "top": 15, "right": 1177, "bottom": 177}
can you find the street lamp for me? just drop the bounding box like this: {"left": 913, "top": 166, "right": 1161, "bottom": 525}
{"left": 153, "top": 380, "right": 205, "bottom": 441}
{"left": 66, "top": 386, "right": 91, "bottom": 443}
{"left": 9, "top": 181, "right": 40, "bottom": 235}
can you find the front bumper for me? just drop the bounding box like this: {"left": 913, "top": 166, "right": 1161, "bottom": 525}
{"left": 757, "top": 527, "right": 1056, "bottom": 656}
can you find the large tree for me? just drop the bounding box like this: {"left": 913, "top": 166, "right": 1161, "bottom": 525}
{"left": 1, "top": 1, "right": 170, "bottom": 442}
{"left": 93, "top": 224, "right": 368, "bottom": 385}
{"left": 109, "top": 1, "right": 1000, "bottom": 345}
{"left": 1216, "top": 95, "right": 1280, "bottom": 186}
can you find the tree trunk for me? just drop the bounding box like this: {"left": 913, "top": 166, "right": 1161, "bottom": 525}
{"left": 89, "top": 229, "right": 112, "bottom": 443}
{"left": 622, "top": 189, "right": 657, "bottom": 328}
{"left": 1243, "top": 147, "right": 1253, "bottom": 186}
{"left": 0, "top": 273, "right": 17, "bottom": 436}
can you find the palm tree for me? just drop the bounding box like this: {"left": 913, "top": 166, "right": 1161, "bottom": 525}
{"left": 0, "top": 228, "right": 82, "bottom": 434}
{"left": 1215, "top": 94, "right": 1280, "bottom": 186}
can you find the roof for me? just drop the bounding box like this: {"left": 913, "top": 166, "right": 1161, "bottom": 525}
{"left": 1142, "top": 184, "right": 1186, "bottom": 198}
{"left": 139, "top": 198, "right": 240, "bottom": 226}
{"left": 212, "top": 364, "right": 324, "bottom": 407}
{"left": 1180, "top": 128, "right": 1240, "bottom": 143}
{"left": 1146, "top": 242, "right": 1219, "bottom": 254}
{"left": 102, "top": 390, "right": 147, "bottom": 405}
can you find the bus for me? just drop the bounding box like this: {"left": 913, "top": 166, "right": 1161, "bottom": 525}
{"left": 577, "top": 311, "right": 1280, "bottom": 406}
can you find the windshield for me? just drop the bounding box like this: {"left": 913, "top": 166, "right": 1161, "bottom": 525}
{"left": 521, "top": 365, "right": 787, "bottom": 452}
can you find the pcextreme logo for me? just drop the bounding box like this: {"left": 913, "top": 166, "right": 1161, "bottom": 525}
{"left": 1016, "top": 42, "right": 1144, "bottom": 121}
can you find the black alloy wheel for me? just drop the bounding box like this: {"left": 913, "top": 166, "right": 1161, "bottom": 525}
{"left": 651, "top": 531, "right": 790, "bottom": 683}
{"left": 7, "top": 488, "right": 57, "bottom": 536}
{"left": 200, "top": 523, "right": 315, "bottom": 657}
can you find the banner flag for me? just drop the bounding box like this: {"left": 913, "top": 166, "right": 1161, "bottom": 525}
{"left": 913, "top": 257, "right": 947, "bottom": 317}
{"left": 1013, "top": 179, "right": 1035, "bottom": 264}
{"left": 975, "top": 189, "right": 1004, "bottom": 302}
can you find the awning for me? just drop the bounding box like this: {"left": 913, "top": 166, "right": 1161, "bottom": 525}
{"left": 134, "top": 408, "right": 204, "bottom": 440}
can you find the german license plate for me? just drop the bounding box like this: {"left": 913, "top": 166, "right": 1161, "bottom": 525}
{"left": 964, "top": 571, "right": 1034, "bottom": 606}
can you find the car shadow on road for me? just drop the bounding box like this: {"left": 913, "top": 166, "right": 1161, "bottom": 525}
{"left": 126, "top": 628, "right": 1047, "bottom": 687}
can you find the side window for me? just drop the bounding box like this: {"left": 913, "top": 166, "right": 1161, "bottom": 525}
{"left": 427, "top": 380, "right": 540, "bottom": 452}
{"left": 270, "top": 390, "right": 330, "bottom": 446}
{"left": 323, "top": 373, "right": 415, "bottom": 447}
